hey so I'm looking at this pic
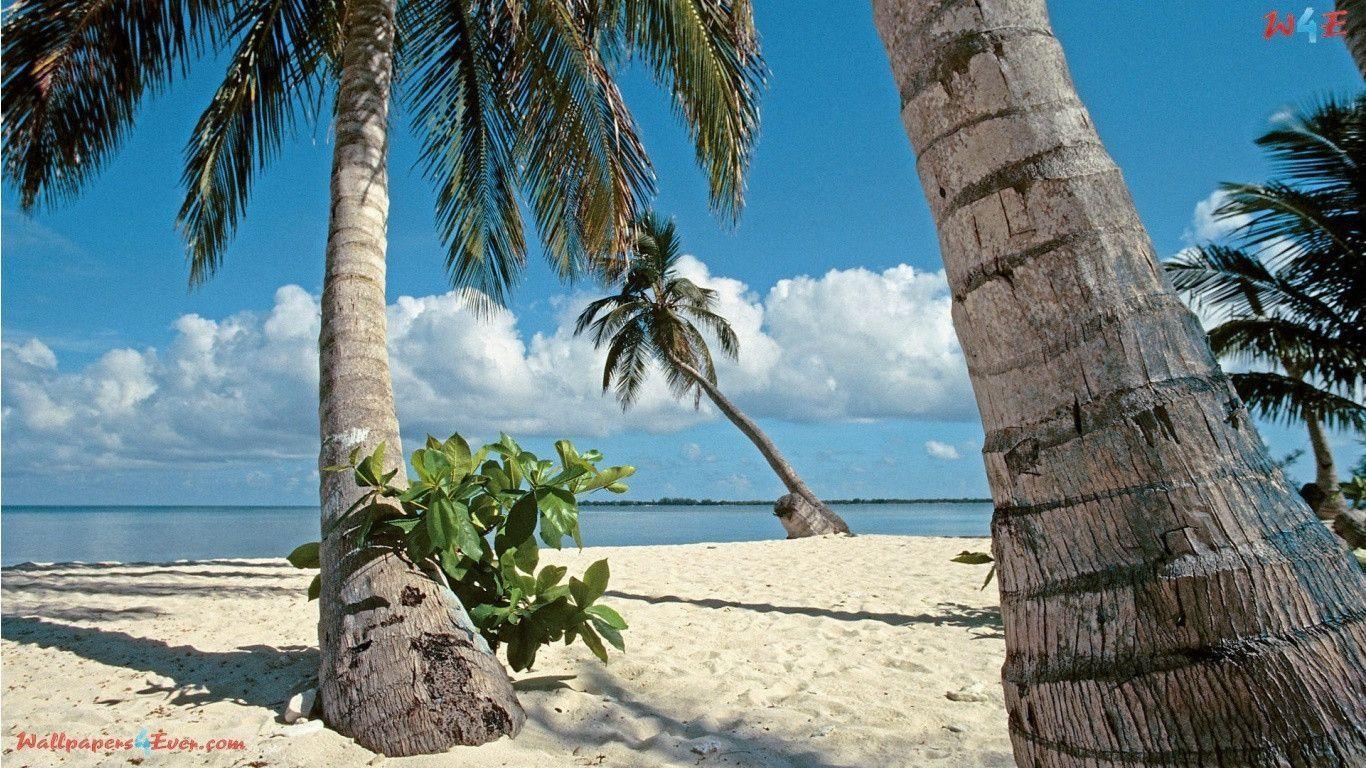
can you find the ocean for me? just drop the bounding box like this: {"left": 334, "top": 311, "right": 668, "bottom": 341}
{"left": 0, "top": 502, "right": 993, "bottom": 566}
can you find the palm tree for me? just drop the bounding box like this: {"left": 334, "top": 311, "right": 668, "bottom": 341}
{"left": 872, "top": 1, "right": 1366, "bottom": 765}
{"left": 1169, "top": 98, "right": 1365, "bottom": 526}
{"left": 1338, "top": 1, "right": 1366, "bottom": 77}
{"left": 575, "top": 213, "right": 850, "bottom": 537}
{"left": 3, "top": 0, "right": 762, "bottom": 755}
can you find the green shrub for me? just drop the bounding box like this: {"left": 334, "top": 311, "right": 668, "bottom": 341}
{"left": 289, "top": 433, "right": 633, "bottom": 672}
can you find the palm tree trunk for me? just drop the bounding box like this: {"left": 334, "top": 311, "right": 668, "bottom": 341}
{"left": 1337, "top": 1, "right": 1366, "bottom": 79}
{"left": 671, "top": 356, "right": 850, "bottom": 536}
{"left": 1306, "top": 411, "right": 1348, "bottom": 520}
{"left": 873, "top": 1, "right": 1366, "bottom": 765}
{"left": 316, "top": 0, "right": 523, "bottom": 754}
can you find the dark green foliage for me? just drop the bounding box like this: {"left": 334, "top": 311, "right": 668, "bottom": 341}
{"left": 1166, "top": 96, "right": 1365, "bottom": 433}
{"left": 3, "top": 0, "right": 765, "bottom": 301}
{"left": 575, "top": 211, "right": 738, "bottom": 409}
{"left": 290, "top": 433, "right": 633, "bottom": 671}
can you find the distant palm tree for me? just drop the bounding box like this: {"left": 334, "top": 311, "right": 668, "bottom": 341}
{"left": 575, "top": 213, "right": 850, "bottom": 537}
{"left": 3, "top": 0, "right": 763, "bottom": 755}
{"left": 1167, "top": 96, "right": 1366, "bottom": 523}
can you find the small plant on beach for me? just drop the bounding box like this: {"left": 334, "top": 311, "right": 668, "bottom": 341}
{"left": 289, "top": 433, "right": 633, "bottom": 671}
{"left": 950, "top": 551, "right": 996, "bottom": 590}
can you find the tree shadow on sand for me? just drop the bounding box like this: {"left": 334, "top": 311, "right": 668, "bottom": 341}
{"left": 1, "top": 615, "right": 316, "bottom": 712}
{"left": 605, "top": 591, "right": 1004, "bottom": 639}
{"left": 523, "top": 665, "right": 847, "bottom": 768}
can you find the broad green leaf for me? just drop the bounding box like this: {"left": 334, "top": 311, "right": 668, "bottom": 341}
{"left": 513, "top": 541, "right": 539, "bottom": 574}
{"left": 307, "top": 574, "right": 321, "bottom": 601}
{"left": 427, "top": 497, "right": 457, "bottom": 549}
{"left": 579, "top": 624, "right": 609, "bottom": 664}
{"left": 580, "top": 559, "right": 609, "bottom": 605}
{"left": 584, "top": 603, "right": 627, "bottom": 630}
{"left": 951, "top": 551, "right": 994, "bottom": 565}
{"left": 580, "top": 465, "right": 636, "bottom": 492}
{"left": 406, "top": 520, "right": 434, "bottom": 563}
{"left": 441, "top": 434, "right": 473, "bottom": 477}
{"left": 592, "top": 619, "right": 625, "bottom": 652}
{"left": 554, "top": 439, "right": 578, "bottom": 466}
{"left": 504, "top": 493, "right": 539, "bottom": 547}
{"left": 507, "top": 622, "right": 539, "bottom": 672}
{"left": 536, "top": 565, "right": 569, "bottom": 593}
{"left": 287, "top": 542, "right": 320, "bottom": 569}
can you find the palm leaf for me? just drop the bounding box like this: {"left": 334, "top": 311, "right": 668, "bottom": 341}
{"left": 401, "top": 0, "right": 525, "bottom": 303}
{"left": 622, "top": 0, "right": 765, "bottom": 219}
{"left": 1231, "top": 371, "right": 1366, "bottom": 433}
{"left": 178, "top": 0, "right": 337, "bottom": 285}
{"left": 2, "top": 0, "right": 227, "bottom": 208}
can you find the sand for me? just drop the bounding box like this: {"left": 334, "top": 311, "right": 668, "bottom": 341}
{"left": 1, "top": 535, "right": 1014, "bottom": 767}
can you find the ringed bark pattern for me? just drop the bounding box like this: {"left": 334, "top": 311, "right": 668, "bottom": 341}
{"left": 873, "top": 1, "right": 1366, "bottom": 766}
{"left": 315, "top": 0, "right": 523, "bottom": 754}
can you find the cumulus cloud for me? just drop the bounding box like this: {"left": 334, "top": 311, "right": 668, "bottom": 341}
{"left": 1183, "top": 190, "right": 1251, "bottom": 246}
{"left": 2, "top": 262, "right": 974, "bottom": 480}
{"left": 923, "top": 440, "right": 962, "bottom": 460}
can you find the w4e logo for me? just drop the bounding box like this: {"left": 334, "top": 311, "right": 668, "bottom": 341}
{"left": 1264, "top": 8, "right": 1349, "bottom": 41}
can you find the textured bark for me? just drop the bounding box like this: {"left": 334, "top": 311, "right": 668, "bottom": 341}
{"left": 672, "top": 357, "right": 850, "bottom": 536}
{"left": 1305, "top": 412, "right": 1348, "bottom": 521}
{"left": 1335, "top": 508, "right": 1366, "bottom": 550}
{"left": 873, "top": 1, "right": 1366, "bottom": 766}
{"left": 773, "top": 493, "right": 845, "bottom": 538}
{"left": 1338, "top": 0, "right": 1366, "bottom": 79}
{"left": 315, "top": 0, "right": 524, "bottom": 754}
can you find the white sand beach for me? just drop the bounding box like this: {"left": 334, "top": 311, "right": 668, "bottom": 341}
{"left": 1, "top": 535, "right": 1013, "bottom": 767}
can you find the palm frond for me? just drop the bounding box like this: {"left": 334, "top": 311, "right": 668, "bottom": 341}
{"left": 1256, "top": 95, "right": 1364, "bottom": 192}
{"left": 1207, "top": 316, "right": 1364, "bottom": 388}
{"left": 602, "top": 317, "right": 651, "bottom": 407}
{"left": 1165, "top": 245, "right": 1342, "bottom": 327}
{"left": 623, "top": 0, "right": 765, "bottom": 219}
{"left": 1217, "top": 182, "right": 1362, "bottom": 266}
{"left": 401, "top": 0, "right": 525, "bottom": 303}
{"left": 513, "top": 0, "right": 653, "bottom": 277}
{"left": 2, "top": 0, "right": 227, "bottom": 208}
{"left": 178, "top": 0, "right": 337, "bottom": 285}
{"left": 1231, "top": 371, "right": 1366, "bottom": 433}
{"left": 683, "top": 305, "right": 739, "bottom": 359}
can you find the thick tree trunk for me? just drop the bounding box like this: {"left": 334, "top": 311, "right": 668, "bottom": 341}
{"left": 316, "top": 0, "right": 524, "bottom": 754}
{"left": 1306, "top": 412, "right": 1348, "bottom": 521}
{"left": 873, "top": 1, "right": 1366, "bottom": 766}
{"left": 1338, "top": 0, "right": 1366, "bottom": 79}
{"left": 672, "top": 357, "right": 850, "bottom": 536}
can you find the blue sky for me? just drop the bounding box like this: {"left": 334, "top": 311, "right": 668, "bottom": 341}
{"left": 3, "top": 1, "right": 1362, "bottom": 505}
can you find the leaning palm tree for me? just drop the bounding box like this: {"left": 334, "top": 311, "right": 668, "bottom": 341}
{"left": 576, "top": 213, "right": 850, "bottom": 537}
{"left": 3, "top": 0, "right": 762, "bottom": 755}
{"left": 1169, "top": 96, "right": 1366, "bottom": 533}
{"left": 873, "top": 1, "right": 1366, "bottom": 765}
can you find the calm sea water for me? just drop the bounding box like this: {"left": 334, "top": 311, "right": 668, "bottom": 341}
{"left": 0, "top": 503, "right": 992, "bottom": 566}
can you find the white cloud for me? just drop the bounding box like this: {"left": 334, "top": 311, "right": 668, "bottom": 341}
{"left": 923, "top": 440, "right": 962, "bottom": 460}
{"left": 2, "top": 262, "right": 975, "bottom": 479}
{"left": 1183, "top": 190, "right": 1251, "bottom": 246}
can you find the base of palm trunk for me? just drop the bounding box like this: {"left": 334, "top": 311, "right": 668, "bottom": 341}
{"left": 319, "top": 546, "right": 525, "bottom": 756}
{"left": 774, "top": 493, "right": 851, "bottom": 538}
